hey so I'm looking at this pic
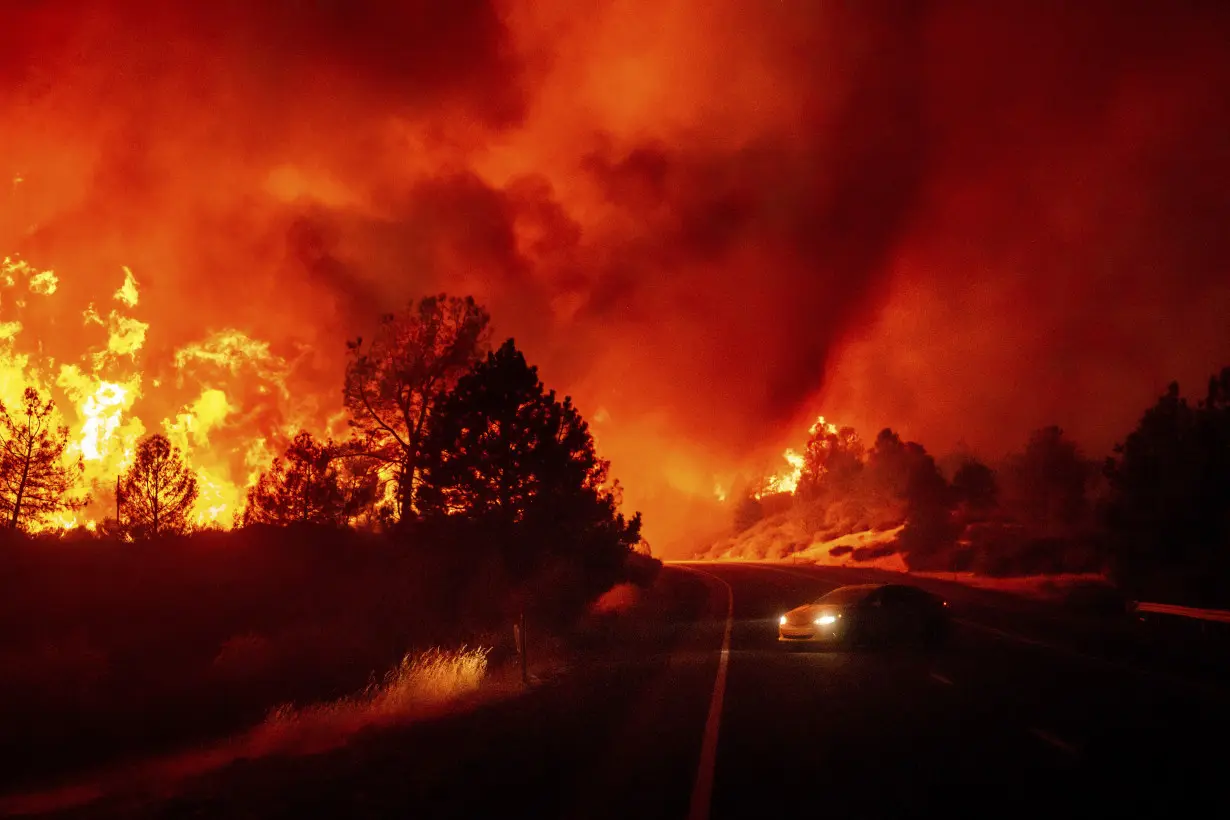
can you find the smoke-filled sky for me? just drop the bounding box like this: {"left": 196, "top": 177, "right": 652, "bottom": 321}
{"left": 2, "top": 0, "right": 1228, "bottom": 554}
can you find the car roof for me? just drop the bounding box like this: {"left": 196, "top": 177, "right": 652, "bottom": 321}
{"left": 813, "top": 583, "right": 886, "bottom": 604}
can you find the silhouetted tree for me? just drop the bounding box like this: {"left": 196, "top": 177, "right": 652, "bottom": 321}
{"left": 344, "top": 294, "right": 489, "bottom": 523}
{"left": 1105, "top": 369, "right": 1230, "bottom": 603}
{"left": 863, "top": 429, "right": 950, "bottom": 509}
{"left": 1003, "top": 426, "right": 1091, "bottom": 535}
{"left": 418, "top": 340, "right": 642, "bottom": 612}
{"left": 951, "top": 457, "right": 998, "bottom": 515}
{"left": 334, "top": 451, "right": 384, "bottom": 529}
{"left": 733, "top": 495, "right": 763, "bottom": 533}
{"left": 243, "top": 432, "right": 349, "bottom": 526}
{"left": 863, "top": 429, "right": 956, "bottom": 563}
{"left": 863, "top": 429, "right": 911, "bottom": 507}
{"left": 120, "top": 434, "right": 198, "bottom": 538}
{"left": 0, "top": 387, "right": 87, "bottom": 530}
{"left": 797, "top": 423, "right": 864, "bottom": 500}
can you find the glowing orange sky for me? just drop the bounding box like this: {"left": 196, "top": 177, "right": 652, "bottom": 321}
{"left": 2, "top": 1, "right": 1228, "bottom": 553}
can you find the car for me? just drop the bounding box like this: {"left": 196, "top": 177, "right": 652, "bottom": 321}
{"left": 778, "top": 583, "right": 950, "bottom": 648}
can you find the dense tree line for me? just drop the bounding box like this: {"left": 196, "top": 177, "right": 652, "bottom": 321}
{"left": 736, "top": 418, "right": 1100, "bottom": 572}
{"left": 731, "top": 365, "right": 1230, "bottom": 601}
{"left": 1104, "top": 369, "right": 1230, "bottom": 604}
{"left": 5, "top": 293, "right": 1228, "bottom": 604}
{"left": 0, "top": 293, "right": 648, "bottom": 616}
{"left": 249, "top": 296, "right": 641, "bottom": 612}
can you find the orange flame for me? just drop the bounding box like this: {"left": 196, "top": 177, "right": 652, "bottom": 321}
{"left": 0, "top": 253, "right": 332, "bottom": 532}
{"left": 755, "top": 415, "right": 838, "bottom": 499}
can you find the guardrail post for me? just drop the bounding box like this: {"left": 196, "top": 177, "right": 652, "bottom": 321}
{"left": 519, "top": 608, "right": 528, "bottom": 686}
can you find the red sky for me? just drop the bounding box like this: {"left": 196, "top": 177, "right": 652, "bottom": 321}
{"left": 2, "top": 1, "right": 1228, "bottom": 554}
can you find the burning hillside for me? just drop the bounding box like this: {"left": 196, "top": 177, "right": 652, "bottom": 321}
{"left": 3, "top": 1, "right": 1229, "bottom": 552}
{"left": 0, "top": 252, "right": 342, "bottom": 531}
{"left": 751, "top": 416, "right": 841, "bottom": 499}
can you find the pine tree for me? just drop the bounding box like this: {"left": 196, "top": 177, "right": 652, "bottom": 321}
{"left": 0, "top": 387, "right": 87, "bottom": 530}
{"left": 243, "top": 431, "right": 348, "bottom": 526}
{"left": 119, "top": 434, "right": 198, "bottom": 537}
{"left": 419, "top": 339, "right": 642, "bottom": 594}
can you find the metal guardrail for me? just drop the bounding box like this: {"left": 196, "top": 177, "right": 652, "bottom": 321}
{"left": 1135, "top": 601, "right": 1230, "bottom": 624}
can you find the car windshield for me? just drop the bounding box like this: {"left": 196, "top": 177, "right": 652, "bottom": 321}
{"left": 813, "top": 585, "right": 881, "bottom": 606}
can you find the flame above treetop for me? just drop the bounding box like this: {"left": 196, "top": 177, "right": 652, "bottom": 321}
{"left": 754, "top": 415, "right": 839, "bottom": 499}
{"left": 0, "top": 252, "right": 335, "bottom": 532}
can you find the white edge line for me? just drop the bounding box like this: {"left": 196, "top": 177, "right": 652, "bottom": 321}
{"left": 676, "top": 565, "right": 734, "bottom": 820}
{"left": 929, "top": 671, "right": 954, "bottom": 686}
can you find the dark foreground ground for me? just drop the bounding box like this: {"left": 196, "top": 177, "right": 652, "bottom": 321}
{"left": 5, "top": 562, "right": 1229, "bottom": 818}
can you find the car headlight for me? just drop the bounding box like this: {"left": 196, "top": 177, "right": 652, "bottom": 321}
{"left": 779, "top": 615, "right": 788, "bottom": 625}
{"left": 814, "top": 614, "right": 837, "bottom": 626}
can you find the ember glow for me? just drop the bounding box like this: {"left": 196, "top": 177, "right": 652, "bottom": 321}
{"left": 3, "top": 2, "right": 1229, "bottom": 551}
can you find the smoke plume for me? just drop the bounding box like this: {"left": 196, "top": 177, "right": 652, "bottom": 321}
{"left": 2, "top": 1, "right": 1228, "bottom": 552}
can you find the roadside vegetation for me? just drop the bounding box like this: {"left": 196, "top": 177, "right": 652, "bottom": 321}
{"left": 0, "top": 294, "right": 659, "bottom": 792}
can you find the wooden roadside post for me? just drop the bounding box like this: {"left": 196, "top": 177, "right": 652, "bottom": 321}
{"left": 518, "top": 609, "right": 528, "bottom": 686}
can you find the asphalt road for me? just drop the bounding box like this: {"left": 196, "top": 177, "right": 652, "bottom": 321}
{"left": 13, "top": 562, "right": 1230, "bottom": 818}
{"left": 697, "top": 563, "right": 1229, "bottom": 816}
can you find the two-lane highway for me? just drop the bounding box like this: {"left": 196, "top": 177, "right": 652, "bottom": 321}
{"left": 682, "top": 562, "right": 1230, "bottom": 816}
{"left": 13, "top": 562, "right": 1230, "bottom": 818}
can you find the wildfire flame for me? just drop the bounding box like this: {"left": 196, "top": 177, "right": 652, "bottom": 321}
{"left": 77, "top": 381, "right": 133, "bottom": 461}
{"left": 114, "top": 267, "right": 139, "bottom": 308}
{"left": 0, "top": 250, "right": 335, "bottom": 532}
{"left": 754, "top": 415, "right": 838, "bottom": 499}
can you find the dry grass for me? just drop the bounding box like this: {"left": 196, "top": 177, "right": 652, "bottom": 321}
{"left": 0, "top": 646, "right": 495, "bottom": 817}
{"left": 249, "top": 645, "right": 492, "bottom": 756}
{"left": 704, "top": 511, "right": 908, "bottom": 570}
{"left": 364, "top": 645, "right": 492, "bottom": 716}
{"left": 0, "top": 524, "right": 658, "bottom": 800}
{"left": 790, "top": 526, "right": 907, "bottom": 570}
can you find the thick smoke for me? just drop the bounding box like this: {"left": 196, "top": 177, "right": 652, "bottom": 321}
{"left": 2, "top": 1, "right": 1228, "bottom": 552}
{"left": 816, "top": 1, "right": 1230, "bottom": 463}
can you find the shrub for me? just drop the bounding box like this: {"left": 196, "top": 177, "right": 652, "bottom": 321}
{"left": 852, "top": 545, "right": 895, "bottom": 562}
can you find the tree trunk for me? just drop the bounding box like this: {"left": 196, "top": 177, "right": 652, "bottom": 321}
{"left": 401, "top": 390, "right": 434, "bottom": 521}
{"left": 9, "top": 441, "right": 32, "bottom": 529}
{"left": 397, "top": 467, "right": 413, "bottom": 523}
{"left": 301, "top": 471, "right": 310, "bottom": 523}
